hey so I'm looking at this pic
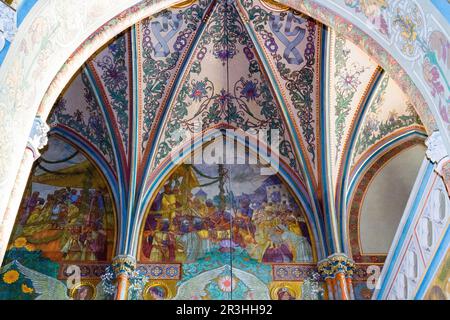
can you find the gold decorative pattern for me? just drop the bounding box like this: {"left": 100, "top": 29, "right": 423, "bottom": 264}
{"left": 260, "top": 0, "right": 290, "bottom": 12}
{"left": 269, "top": 282, "right": 301, "bottom": 300}
{"left": 318, "top": 253, "right": 355, "bottom": 278}
{"left": 171, "top": 0, "right": 196, "bottom": 9}
{"left": 112, "top": 255, "right": 137, "bottom": 276}
{"left": 69, "top": 281, "right": 97, "bottom": 300}
{"left": 142, "top": 280, "right": 175, "bottom": 300}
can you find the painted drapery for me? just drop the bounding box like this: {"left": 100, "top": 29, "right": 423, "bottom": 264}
{"left": 0, "top": 136, "right": 115, "bottom": 300}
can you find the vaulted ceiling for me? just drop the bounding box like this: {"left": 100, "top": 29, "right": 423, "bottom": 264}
{"left": 47, "top": 0, "right": 426, "bottom": 257}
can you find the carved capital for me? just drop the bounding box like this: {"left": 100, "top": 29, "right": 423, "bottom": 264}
{"left": 112, "top": 255, "right": 136, "bottom": 277}
{"left": 425, "top": 132, "right": 448, "bottom": 165}
{"left": 27, "top": 117, "right": 50, "bottom": 160}
{"left": 318, "top": 254, "right": 355, "bottom": 279}
{"left": 317, "top": 259, "right": 334, "bottom": 279}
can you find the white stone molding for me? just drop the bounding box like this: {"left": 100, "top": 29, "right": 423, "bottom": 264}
{"left": 26, "top": 116, "right": 49, "bottom": 160}
{"left": 0, "top": 1, "right": 17, "bottom": 52}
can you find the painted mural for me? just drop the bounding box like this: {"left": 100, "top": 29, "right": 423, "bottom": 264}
{"left": 0, "top": 136, "right": 115, "bottom": 300}
{"left": 1, "top": 0, "right": 445, "bottom": 301}
{"left": 140, "top": 159, "right": 315, "bottom": 299}
{"left": 352, "top": 75, "right": 424, "bottom": 167}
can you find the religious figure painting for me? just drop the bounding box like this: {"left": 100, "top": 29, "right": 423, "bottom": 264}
{"left": 138, "top": 157, "right": 315, "bottom": 299}
{"left": 3, "top": 136, "right": 115, "bottom": 265}
{"left": 8, "top": 137, "right": 115, "bottom": 263}
{"left": 0, "top": 137, "right": 116, "bottom": 299}
{"left": 140, "top": 162, "right": 314, "bottom": 265}
{"left": 144, "top": 282, "right": 172, "bottom": 300}
{"left": 70, "top": 282, "right": 97, "bottom": 300}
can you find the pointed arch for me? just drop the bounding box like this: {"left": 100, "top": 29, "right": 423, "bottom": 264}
{"left": 48, "top": 128, "right": 121, "bottom": 254}
{"left": 346, "top": 134, "right": 426, "bottom": 262}
{"left": 128, "top": 126, "right": 326, "bottom": 259}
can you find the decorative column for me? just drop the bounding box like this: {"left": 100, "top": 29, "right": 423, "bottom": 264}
{"left": 0, "top": 117, "right": 49, "bottom": 265}
{"left": 318, "top": 259, "right": 335, "bottom": 300}
{"left": 112, "top": 255, "right": 136, "bottom": 300}
{"left": 425, "top": 131, "right": 450, "bottom": 195}
{"left": 318, "top": 253, "right": 355, "bottom": 300}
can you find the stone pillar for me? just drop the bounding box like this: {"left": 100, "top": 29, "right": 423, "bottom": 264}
{"left": 425, "top": 131, "right": 450, "bottom": 195}
{"left": 318, "top": 253, "right": 355, "bottom": 300}
{"left": 0, "top": 117, "right": 49, "bottom": 266}
{"left": 112, "top": 255, "right": 136, "bottom": 300}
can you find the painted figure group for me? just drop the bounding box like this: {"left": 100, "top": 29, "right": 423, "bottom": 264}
{"left": 14, "top": 187, "right": 109, "bottom": 261}
{"left": 141, "top": 165, "right": 313, "bottom": 264}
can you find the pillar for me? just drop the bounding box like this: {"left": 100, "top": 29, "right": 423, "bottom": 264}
{"left": 318, "top": 259, "right": 335, "bottom": 300}
{"left": 0, "top": 117, "right": 49, "bottom": 265}
{"left": 112, "top": 255, "right": 136, "bottom": 300}
{"left": 318, "top": 253, "right": 355, "bottom": 300}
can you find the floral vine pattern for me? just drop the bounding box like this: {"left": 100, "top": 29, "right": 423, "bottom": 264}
{"left": 49, "top": 73, "right": 115, "bottom": 168}
{"left": 154, "top": 1, "right": 298, "bottom": 171}
{"left": 95, "top": 33, "right": 130, "bottom": 153}
{"left": 392, "top": 3, "right": 424, "bottom": 58}
{"left": 141, "top": 0, "right": 212, "bottom": 153}
{"left": 100, "top": 265, "right": 149, "bottom": 300}
{"left": 333, "top": 35, "right": 368, "bottom": 162}
{"left": 344, "top": 0, "right": 389, "bottom": 36}
{"left": 342, "top": 0, "right": 449, "bottom": 131}
{"left": 423, "top": 31, "right": 450, "bottom": 126}
{"left": 241, "top": 0, "right": 318, "bottom": 165}
{"left": 352, "top": 76, "right": 422, "bottom": 162}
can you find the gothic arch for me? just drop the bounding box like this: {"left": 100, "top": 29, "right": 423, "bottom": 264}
{"left": 347, "top": 135, "right": 426, "bottom": 263}
{"left": 131, "top": 128, "right": 324, "bottom": 259}
{"left": 6, "top": 134, "right": 118, "bottom": 260}
{"left": 0, "top": 0, "right": 448, "bottom": 267}
{"left": 47, "top": 130, "right": 121, "bottom": 245}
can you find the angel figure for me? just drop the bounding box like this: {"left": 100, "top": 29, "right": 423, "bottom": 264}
{"left": 3, "top": 261, "right": 106, "bottom": 300}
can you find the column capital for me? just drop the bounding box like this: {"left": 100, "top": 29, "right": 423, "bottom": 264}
{"left": 318, "top": 254, "right": 355, "bottom": 300}
{"left": 425, "top": 131, "right": 448, "bottom": 165}
{"left": 27, "top": 116, "right": 50, "bottom": 160}
{"left": 317, "top": 259, "right": 334, "bottom": 279}
{"left": 112, "top": 255, "right": 136, "bottom": 277}
{"left": 318, "top": 253, "right": 355, "bottom": 278}
{"left": 425, "top": 132, "right": 450, "bottom": 192}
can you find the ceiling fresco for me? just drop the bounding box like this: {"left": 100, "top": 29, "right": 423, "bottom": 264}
{"left": 151, "top": 1, "right": 300, "bottom": 173}
{"left": 237, "top": 0, "right": 322, "bottom": 185}
{"left": 45, "top": 0, "right": 425, "bottom": 255}
{"left": 49, "top": 73, "right": 116, "bottom": 170}
{"left": 351, "top": 75, "right": 424, "bottom": 168}
{"left": 328, "top": 32, "right": 379, "bottom": 189}
{"left": 0, "top": 0, "right": 429, "bottom": 300}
